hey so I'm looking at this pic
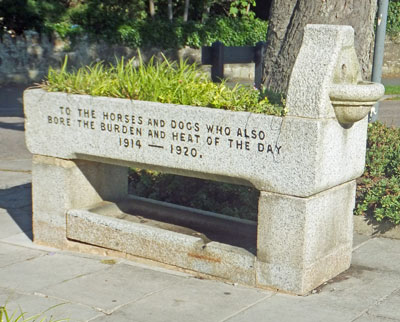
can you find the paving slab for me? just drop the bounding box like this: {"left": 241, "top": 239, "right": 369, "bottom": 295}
{"left": 0, "top": 292, "right": 102, "bottom": 322}
{"left": 0, "top": 286, "right": 18, "bottom": 305}
{"left": 353, "top": 233, "right": 371, "bottom": 249}
{"left": 366, "top": 288, "right": 400, "bottom": 320}
{"left": 0, "top": 233, "right": 57, "bottom": 251}
{"left": 0, "top": 208, "right": 32, "bottom": 239}
{"left": 225, "top": 293, "right": 358, "bottom": 322}
{"left": 354, "top": 313, "right": 400, "bottom": 321}
{"left": 0, "top": 159, "right": 32, "bottom": 172}
{"left": 0, "top": 184, "right": 31, "bottom": 209}
{"left": 352, "top": 238, "right": 400, "bottom": 272}
{"left": 0, "top": 117, "right": 31, "bottom": 160}
{"left": 225, "top": 265, "right": 400, "bottom": 322}
{"left": 0, "top": 242, "right": 45, "bottom": 268}
{"left": 0, "top": 172, "right": 31, "bottom": 189}
{"left": 0, "top": 252, "right": 109, "bottom": 293}
{"left": 90, "top": 277, "right": 273, "bottom": 322}
{"left": 40, "top": 262, "right": 186, "bottom": 314}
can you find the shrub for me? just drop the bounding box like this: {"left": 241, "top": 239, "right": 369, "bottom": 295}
{"left": 387, "top": 0, "right": 400, "bottom": 35}
{"left": 0, "top": 0, "right": 72, "bottom": 35}
{"left": 129, "top": 170, "right": 259, "bottom": 220}
{"left": 114, "top": 17, "right": 267, "bottom": 49}
{"left": 0, "top": 0, "right": 267, "bottom": 49}
{"left": 355, "top": 122, "right": 400, "bottom": 224}
{"left": 68, "top": 0, "right": 147, "bottom": 39}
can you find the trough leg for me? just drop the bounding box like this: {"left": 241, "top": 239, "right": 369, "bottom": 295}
{"left": 256, "top": 180, "right": 356, "bottom": 295}
{"left": 31, "top": 155, "right": 128, "bottom": 248}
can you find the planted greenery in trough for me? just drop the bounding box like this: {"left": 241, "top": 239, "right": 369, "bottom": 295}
{"left": 42, "top": 55, "right": 285, "bottom": 116}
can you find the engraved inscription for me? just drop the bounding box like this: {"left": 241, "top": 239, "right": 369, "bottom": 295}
{"left": 45, "top": 105, "right": 283, "bottom": 161}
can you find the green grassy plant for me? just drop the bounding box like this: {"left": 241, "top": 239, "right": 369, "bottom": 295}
{"left": 384, "top": 85, "right": 400, "bottom": 95}
{"left": 355, "top": 122, "right": 400, "bottom": 224}
{"left": 42, "top": 55, "right": 286, "bottom": 116}
{"left": 0, "top": 304, "right": 68, "bottom": 322}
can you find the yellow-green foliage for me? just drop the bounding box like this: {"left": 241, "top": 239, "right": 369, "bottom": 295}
{"left": 43, "top": 55, "right": 285, "bottom": 116}
{"left": 0, "top": 304, "right": 68, "bottom": 322}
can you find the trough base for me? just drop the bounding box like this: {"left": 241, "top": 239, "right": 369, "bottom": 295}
{"left": 31, "top": 155, "right": 355, "bottom": 295}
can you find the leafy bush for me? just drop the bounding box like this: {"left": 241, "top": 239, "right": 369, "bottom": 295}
{"left": 0, "top": 0, "right": 267, "bottom": 48}
{"left": 68, "top": 0, "right": 147, "bottom": 40}
{"left": 129, "top": 170, "right": 259, "bottom": 220}
{"left": 0, "top": 0, "right": 68, "bottom": 35}
{"left": 355, "top": 122, "right": 400, "bottom": 224}
{"left": 43, "top": 55, "right": 285, "bottom": 115}
{"left": 387, "top": 0, "right": 400, "bottom": 35}
{"left": 112, "top": 17, "right": 268, "bottom": 49}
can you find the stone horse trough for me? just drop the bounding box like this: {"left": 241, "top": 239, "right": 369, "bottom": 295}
{"left": 24, "top": 25, "right": 384, "bottom": 295}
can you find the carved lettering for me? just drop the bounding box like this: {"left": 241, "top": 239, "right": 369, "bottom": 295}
{"left": 47, "top": 106, "right": 283, "bottom": 161}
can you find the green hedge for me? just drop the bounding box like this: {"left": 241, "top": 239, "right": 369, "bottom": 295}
{"left": 129, "top": 170, "right": 260, "bottom": 220}
{"left": 0, "top": 1, "right": 267, "bottom": 48}
{"left": 2, "top": 1, "right": 400, "bottom": 46}
{"left": 388, "top": 0, "right": 400, "bottom": 35}
{"left": 116, "top": 17, "right": 268, "bottom": 49}
{"left": 355, "top": 122, "right": 400, "bottom": 224}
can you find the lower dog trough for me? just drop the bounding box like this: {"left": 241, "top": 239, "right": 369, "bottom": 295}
{"left": 24, "top": 25, "right": 384, "bottom": 295}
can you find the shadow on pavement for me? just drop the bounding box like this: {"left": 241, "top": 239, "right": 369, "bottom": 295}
{"left": 362, "top": 213, "right": 400, "bottom": 235}
{"left": 0, "top": 121, "right": 25, "bottom": 131}
{"left": 0, "top": 85, "right": 28, "bottom": 117}
{"left": 0, "top": 183, "right": 33, "bottom": 240}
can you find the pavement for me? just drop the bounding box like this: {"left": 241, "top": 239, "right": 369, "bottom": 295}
{"left": 0, "top": 85, "right": 400, "bottom": 322}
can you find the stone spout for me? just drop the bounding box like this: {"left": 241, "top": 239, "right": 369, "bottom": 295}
{"left": 329, "top": 81, "right": 385, "bottom": 124}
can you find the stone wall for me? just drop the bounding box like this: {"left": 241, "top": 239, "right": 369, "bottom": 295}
{"left": 1, "top": 30, "right": 398, "bottom": 85}
{"left": 0, "top": 31, "right": 253, "bottom": 85}
{"left": 383, "top": 35, "right": 400, "bottom": 78}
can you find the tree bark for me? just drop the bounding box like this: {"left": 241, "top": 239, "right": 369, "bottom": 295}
{"left": 263, "top": 0, "right": 378, "bottom": 94}
{"left": 149, "top": 0, "right": 155, "bottom": 19}
{"left": 183, "top": 0, "right": 190, "bottom": 22}
{"left": 168, "top": 0, "right": 173, "bottom": 21}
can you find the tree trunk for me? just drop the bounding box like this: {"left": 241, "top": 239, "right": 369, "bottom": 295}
{"left": 168, "top": 0, "right": 173, "bottom": 21}
{"left": 149, "top": 0, "right": 155, "bottom": 19}
{"left": 202, "top": 0, "right": 211, "bottom": 22}
{"left": 263, "top": 0, "right": 378, "bottom": 94}
{"left": 183, "top": 0, "right": 190, "bottom": 22}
